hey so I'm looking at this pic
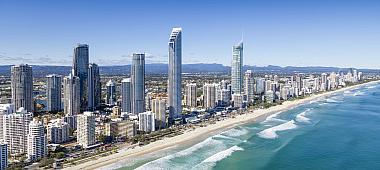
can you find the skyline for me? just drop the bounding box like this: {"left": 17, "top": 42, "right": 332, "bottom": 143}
{"left": 0, "top": 0, "right": 380, "bottom": 68}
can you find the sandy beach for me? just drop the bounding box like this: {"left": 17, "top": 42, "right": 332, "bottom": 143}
{"left": 64, "top": 80, "right": 380, "bottom": 170}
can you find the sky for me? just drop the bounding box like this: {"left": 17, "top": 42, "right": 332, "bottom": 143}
{"left": 0, "top": 0, "right": 379, "bottom": 68}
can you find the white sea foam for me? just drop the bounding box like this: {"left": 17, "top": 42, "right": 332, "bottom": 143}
{"left": 257, "top": 120, "right": 298, "bottom": 139}
{"left": 325, "top": 98, "right": 340, "bottom": 103}
{"left": 221, "top": 127, "right": 249, "bottom": 137}
{"left": 137, "top": 137, "right": 223, "bottom": 170}
{"left": 295, "top": 109, "right": 311, "bottom": 123}
{"left": 366, "top": 85, "right": 376, "bottom": 89}
{"left": 262, "top": 111, "right": 286, "bottom": 123}
{"left": 344, "top": 90, "right": 353, "bottom": 94}
{"left": 353, "top": 91, "right": 365, "bottom": 96}
{"left": 193, "top": 146, "right": 244, "bottom": 169}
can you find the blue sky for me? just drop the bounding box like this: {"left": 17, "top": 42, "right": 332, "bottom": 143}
{"left": 0, "top": 0, "right": 379, "bottom": 68}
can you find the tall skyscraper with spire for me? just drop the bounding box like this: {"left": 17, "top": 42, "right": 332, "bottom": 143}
{"left": 168, "top": 27, "right": 182, "bottom": 122}
{"left": 231, "top": 40, "right": 243, "bottom": 94}
{"left": 11, "top": 64, "right": 34, "bottom": 112}
{"left": 73, "top": 44, "right": 89, "bottom": 111}
{"left": 131, "top": 53, "right": 145, "bottom": 114}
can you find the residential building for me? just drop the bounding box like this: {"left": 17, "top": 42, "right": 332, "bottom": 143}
{"left": 27, "top": 120, "right": 47, "bottom": 161}
{"left": 168, "top": 27, "right": 182, "bottom": 122}
{"left": 11, "top": 64, "right": 34, "bottom": 112}
{"left": 46, "top": 74, "right": 62, "bottom": 112}
{"left": 131, "top": 53, "right": 145, "bottom": 114}
{"left": 77, "top": 112, "right": 96, "bottom": 148}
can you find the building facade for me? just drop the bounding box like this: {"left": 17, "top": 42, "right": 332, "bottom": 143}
{"left": 244, "top": 70, "right": 254, "bottom": 103}
{"left": 88, "top": 63, "right": 101, "bottom": 111}
{"left": 27, "top": 120, "right": 47, "bottom": 161}
{"left": 168, "top": 27, "right": 182, "bottom": 121}
{"left": 106, "top": 80, "right": 116, "bottom": 105}
{"left": 121, "top": 78, "right": 131, "bottom": 113}
{"left": 47, "top": 119, "right": 69, "bottom": 144}
{"left": 131, "top": 53, "right": 145, "bottom": 114}
{"left": 11, "top": 64, "right": 34, "bottom": 112}
{"left": 73, "top": 44, "right": 89, "bottom": 111}
{"left": 185, "top": 83, "right": 197, "bottom": 108}
{"left": 46, "top": 74, "right": 62, "bottom": 112}
{"left": 2, "top": 108, "right": 33, "bottom": 155}
{"left": 0, "top": 142, "right": 7, "bottom": 170}
{"left": 231, "top": 41, "right": 243, "bottom": 94}
{"left": 63, "top": 74, "right": 81, "bottom": 116}
{"left": 77, "top": 112, "right": 96, "bottom": 148}
{"left": 138, "top": 111, "right": 155, "bottom": 133}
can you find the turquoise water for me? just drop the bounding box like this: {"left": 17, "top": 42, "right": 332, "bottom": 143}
{"left": 114, "top": 83, "right": 380, "bottom": 170}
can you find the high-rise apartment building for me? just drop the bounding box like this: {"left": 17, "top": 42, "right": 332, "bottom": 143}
{"left": 47, "top": 119, "right": 70, "bottom": 144}
{"left": 27, "top": 120, "right": 47, "bottom": 161}
{"left": 244, "top": 70, "right": 254, "bottom": 103}
{"left": 2, "top": 108, "right": 33, "bottom": 155}
{"left": 151, "top": 98, "right": 166, "bottom": 129}
{"left": 63, "top": 74, "right": 81, "bottom": 116}
{"left": 106, "top": 80, "right": 116, "bottom": 105}
{"left": 88, "top": 63, "right": 101, "bottom": 111}
{"left": 46, "top": 74, "right": 62, "bottom": 112}
{"left": 231, "top": 41, "right": 243, "bottom": 94}
{"left": 77, "top": 112, "right": 96, "bottom": 148}
{"left": 203, "top": 83, "right": 216, "bottom": 109}
{"left": 121, "top": 78, "right": 131, "bottom": 113}
{"left": 168, "top": 27, "right": 182, "bottom": 122}
{"left": 185, "top": 83, "right": 197, "bottom": 108}
{"left": 11, "top": 64, "right": 34, "bottom": 112}
{"left": 73, "top": 44, "right": 89, "bottom": 111}
{"left": 0, "top": 142, "right": 7, "bottom": 170}
{"left": 131, "top": 53, "right": 145, "bottom": 114}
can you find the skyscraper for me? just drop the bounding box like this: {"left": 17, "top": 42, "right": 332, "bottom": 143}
{"left": 2, "top": 108, "right": 33, "bottom": 155}
{"left": 77, "top": 112, "right": 96, "bottom": 148}
{"left": 106, "top": 80, "right": 116, "bottom": 105}
{"left": 11, "top": 64, "right": 34, "bottom": 112}
{"left": 203, "top": 83, "right": 216, "bottom": 109}
{"left": 27, "top": 120, "right": 47, "bottom": 161}
{"left": 231, "top": 41, "right": 243, "bottom": 94}
{"left": 151, "top": 98, "right": 166, "bottom": 129}
{"left": 185, "top": 83, "right": 197, "bottom": 108}
{"left": 168, "top": 27, "right": 182, "bottom": 121}
{"left": 121, "top": 78, "right": 131, "bottom": 113}
{"left": 73, "top": 44, "right": 89, "bottom": 111}
{"left": 63, "top": 74, "right": 80, "bottom": 116}
{"left": 88, "top": 63, "right": 101, "bottom": 111}
{"left": 131, "top": 53, "right": 145, "bottom": 114}
{"left": 46, "top": 74, "right": 62, "bottom": 112}
{"left": 244, "top": 70, "right": 254, "bottom": 103}
{"left": 0, "top": 142, "right": 7, "bottom": 170}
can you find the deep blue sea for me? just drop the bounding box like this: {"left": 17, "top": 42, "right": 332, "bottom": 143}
{"left": 113, "top": 82, "right": 380, "bottom": 170}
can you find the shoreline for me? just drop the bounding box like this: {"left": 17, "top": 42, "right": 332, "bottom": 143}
{"left": 65, "top": 80, "right": 380, "bottom": 170}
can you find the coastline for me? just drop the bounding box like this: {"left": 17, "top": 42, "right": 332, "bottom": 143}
{"left": 65, "top": 80, "right": 380, "bottom": 170}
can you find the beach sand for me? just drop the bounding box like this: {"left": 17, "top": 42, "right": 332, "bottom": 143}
{"left": 64, "top": 80, "right": 379, "bottom": 170}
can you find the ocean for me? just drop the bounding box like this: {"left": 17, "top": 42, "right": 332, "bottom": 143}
{"left": 113, "top": 82, "right": 380, "bottom": 170}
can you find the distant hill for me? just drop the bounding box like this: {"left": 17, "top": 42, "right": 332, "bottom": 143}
{"left": 0, "top": 64, "right": 378, "bottom": 77}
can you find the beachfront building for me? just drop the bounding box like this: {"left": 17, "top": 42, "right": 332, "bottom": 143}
{"left": 231, "top": 41, "right": 243, "bottom": 94}
{"left": 151, "top": 98, "right": 166, "bottom": 129}
{"left": 244, "top": 70, "right": 254, "bottom": 103}
{"left": 105, "top": 120, "right": 136, "bottom": 139}
{"left": 185, "top": 83, "right": 197, "bottom": 108}
{"left": 232, "top": 93, "right": 244, "bottom": 108}
{"left": 138, "top": 111, "right": 155, "bottom": 133}
{"left": 77, "top": 112, "right": 96, "bottom": 148}
{"left": 203, "top": 83, "right": 217, "bottom": 109}
{"left": 46, "top": 74, "right": 62, "bottom": 112}
{"left": 27, "top": 120, "right": 47, "bottom": 161}
{"left": 47, "top": 119, "right": 70, "bottom": 144}
{"left": 168, "top": 27, "right": 183, "bottom": 122}
{"left": 3, "top": 108, "right": 33, "bottom": 155}
{"left": 11, "top": 64, "right": 34, "bottom": 112}
{"left": 0, "top": 142, "right": 7, "bottom": 170}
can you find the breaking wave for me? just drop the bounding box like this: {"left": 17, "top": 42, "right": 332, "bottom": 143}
{"left": 257, "top": 120, "right": 298, "bottom": 139}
